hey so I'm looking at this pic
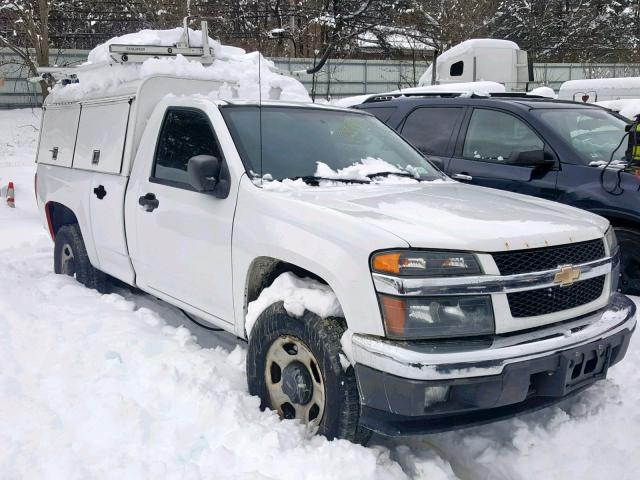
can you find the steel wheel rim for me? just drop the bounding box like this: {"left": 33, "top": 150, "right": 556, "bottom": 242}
{"left": 60, "top": 243, "right": 76, "bottom": 276}
{"left": 265, "top": 335, "right": 326, "bottom": 427}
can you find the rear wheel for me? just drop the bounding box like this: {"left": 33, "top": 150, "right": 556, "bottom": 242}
{"left": 246, "top": 303, "right": 371, "bottom": 444}
{"left": 615, "top": 227, "right": 640, "bottom": 296}
{"left": 54, "top": 224, "right": 108, "bottom": 293}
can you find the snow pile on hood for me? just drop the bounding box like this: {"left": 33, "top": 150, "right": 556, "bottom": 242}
{"left": 49, "top": 28, "right": 310, "bottom": 102}
{"left": 528, "top": 86, "right": 557, "bottom": 98}
{"left": 245, "top": 272, "right": 343, "bottom": 336}
{"left": 259, "top": 158, "right": 442, "bottom": 191}
{"left": 316, "top": 157, "right": 419, "bottom": 182}
{"left": 597, "top": 99, "right": 640, "bottom": 120}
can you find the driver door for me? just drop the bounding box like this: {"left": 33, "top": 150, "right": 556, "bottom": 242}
{"left": 447, "top": 108, "right": 559, "bottom": 200}
{"left": 130, "top": 107, "right": 236, "bottom": 325}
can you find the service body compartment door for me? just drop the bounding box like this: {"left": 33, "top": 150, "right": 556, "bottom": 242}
{"left": 37, "top": 105, "right": 81, "bottom": 167}
{"left": 74, "top": 100, "right": 131, "bottom": 173}
{"left": 127, "top": 104, "right": 238, "bottom": 326}
{"left": 89, "top": 172, "right": 135, "bottom": 284}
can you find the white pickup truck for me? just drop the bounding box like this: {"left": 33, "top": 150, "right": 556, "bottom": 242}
{"left": 35, "top": 72, "right": 636, "bottom": 442}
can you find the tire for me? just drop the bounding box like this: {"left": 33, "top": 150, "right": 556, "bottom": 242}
{"left": 615, "top": 227, "right": 640, "bottom": 296}
{"left": 54, "top": 224, "right": 108, "bottom": 293}
{"left": 247, "top": 302, "right": 371, "bottom": 444}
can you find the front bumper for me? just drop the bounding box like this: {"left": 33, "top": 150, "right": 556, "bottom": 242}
{"left": 352, "top": 293, "right": 636, "bottom": 436}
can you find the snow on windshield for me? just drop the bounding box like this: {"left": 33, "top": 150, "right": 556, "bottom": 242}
{"left": 258, "top": 158, "right": 448, "bottom": 192}
{"left": 316, "top": 157, "right": 408, "bottom": 181}
{"left": 49, "top": 28, "right": 310, "bottom": 103}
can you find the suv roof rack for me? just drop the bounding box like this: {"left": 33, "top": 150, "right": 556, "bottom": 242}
{"left": 32, "top": 18, "right": 215, "bottom": 87}
{"left": 362, "top": 91, "right": 546, "bottom": 103}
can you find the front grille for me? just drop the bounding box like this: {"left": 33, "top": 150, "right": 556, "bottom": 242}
{"left": 508, "top": 276, "right": 605, "bottom": 318}
{"left": 493, "top": 239, "right": 605, "bottom": 276}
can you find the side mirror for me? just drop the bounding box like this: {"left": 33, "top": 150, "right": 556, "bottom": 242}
{"left": 188, "top": 155, "right": 221, "bottom": 192}
{"left": 510, "top": 150, "right": 555, "bottom": 168}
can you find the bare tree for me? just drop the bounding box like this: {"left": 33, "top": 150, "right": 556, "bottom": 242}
{"left": 1, "top": 0, "right": 51, "bottom": 98}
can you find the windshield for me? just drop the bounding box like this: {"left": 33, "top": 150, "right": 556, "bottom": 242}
{"left": 535, "top": 108, "right": 629, "bottom": 165}
{"left": 221, "top": 106, "right": 444, "bottom": 183}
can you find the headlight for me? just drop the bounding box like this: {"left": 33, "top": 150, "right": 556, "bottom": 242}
{"left": 371, "top": 250, "right": 482, "bottom": 276}
{"left": 605, "top": 226, "right": 618, "bottom": 254}
{"left": 379, "top": 294, "right": 495, "bottom": 339}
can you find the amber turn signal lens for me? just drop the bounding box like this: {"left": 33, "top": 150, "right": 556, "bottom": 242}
{"left": 380, "top": 295, "right": 406, "bottom": 336}
{"left": 372, "top": 252, "right": 401, "bottom": 274}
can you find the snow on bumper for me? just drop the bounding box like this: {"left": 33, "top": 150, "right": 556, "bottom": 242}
{"left": 350, "top": 293, "right": 636, "bottom": 382}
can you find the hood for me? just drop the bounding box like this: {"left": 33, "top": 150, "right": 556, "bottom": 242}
{"left": 281, "top": 181, "right": 608, "bottom": 252}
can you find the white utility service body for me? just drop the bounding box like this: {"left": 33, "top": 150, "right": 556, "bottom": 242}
{"left": 36, "top": 72, "right": 636, "bottom": 437}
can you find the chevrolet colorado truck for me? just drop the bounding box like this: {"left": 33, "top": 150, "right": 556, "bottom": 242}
{"left": 35, "top": 74, "right": 636, "bottom": 442}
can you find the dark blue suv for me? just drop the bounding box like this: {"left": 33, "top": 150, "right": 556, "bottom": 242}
{"left": 354, "top": 94, "right": 640, "bottom": 294}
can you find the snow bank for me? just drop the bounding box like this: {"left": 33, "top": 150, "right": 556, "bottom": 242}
{"left": 49, "top": 28, "right": 310, "bottom": 103}
{"left": 528, "top": 86, "right": 557, "bottom": 99}
{"left": 245, "top": 272, "right": 343, "bottom": 335}
{"left": 597, "top": 99, "right": 640, "bottom": 120}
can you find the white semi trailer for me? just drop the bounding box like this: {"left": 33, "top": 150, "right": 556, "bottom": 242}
{"left": 418, "top": 39, "right": 532, "bottom": 92}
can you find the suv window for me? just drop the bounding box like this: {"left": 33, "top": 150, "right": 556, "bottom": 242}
{"left": 463, "top": 109, "right": 543, "bottom": 163}
{"left": 153, "top": 108, "right": 221, "bottom": 185}
{"left": 401, "top": 107, "right": 464, "bottom": 156}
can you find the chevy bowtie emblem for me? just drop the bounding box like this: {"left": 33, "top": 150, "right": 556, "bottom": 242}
{"left": 554, "top": 265, "right": 582, "bottom": 286}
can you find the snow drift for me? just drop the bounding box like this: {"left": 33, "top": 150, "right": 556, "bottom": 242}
{"left": 49, "top": 28, "right": 310, "bottom": 103}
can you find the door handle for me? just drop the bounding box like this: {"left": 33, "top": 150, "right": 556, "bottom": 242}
{"left": 138, "top": 192, "right": 159, "bottom": 212}
{"left": 452, "top": 173, "right": 473, "bottom": 181}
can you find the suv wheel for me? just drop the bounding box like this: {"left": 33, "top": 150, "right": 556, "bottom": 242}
{"left": 54, "top": 224, "right": 108, "bottom": 293}
{"left": 615, "top": 227, "right": 640, "bottom": 295}
{"left": 246, "top": 302, "right": 371, "bottom": 444}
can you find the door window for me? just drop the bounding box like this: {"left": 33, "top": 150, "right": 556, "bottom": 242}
{"left": 450, "top": 61, "right": 464, "bottom": 77}
{"left": 401, "top": 107, "right": 464, "bottom": 156}
{"left": 153, "top": 108, "right": 221, "bottom": 186}
{"left": 462, "top": 109, "right": 543, "bottom": 163}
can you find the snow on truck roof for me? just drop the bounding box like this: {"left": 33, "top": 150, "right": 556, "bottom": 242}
{"left": 45, "top": 27, "right": 310, "bottom": 105}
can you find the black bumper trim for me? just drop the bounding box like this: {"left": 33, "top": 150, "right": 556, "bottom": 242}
{"left": 356, "top": 324, "right": 634, "bottom": 436}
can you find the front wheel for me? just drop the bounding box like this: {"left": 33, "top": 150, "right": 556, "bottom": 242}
{"left": 54, "top": 224, "right": 108, "bottom": 293}
{"left": 246, "top": 303, "right": 371, "bottom": 444}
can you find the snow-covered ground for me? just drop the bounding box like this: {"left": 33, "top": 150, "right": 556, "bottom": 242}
{"left": 2, "top": 108, "right": 640, "bottom": 479}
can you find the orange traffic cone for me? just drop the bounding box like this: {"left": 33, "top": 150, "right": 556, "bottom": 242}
{"left": 6, "top": 182, "right": 15, "bottom": 208}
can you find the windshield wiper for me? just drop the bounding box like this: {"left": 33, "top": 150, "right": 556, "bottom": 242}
{"left": 290, "top": 176, "right": 371, "bottom": 185}
{"left": 366, "top": 171, "right": 418, "bottom": 180}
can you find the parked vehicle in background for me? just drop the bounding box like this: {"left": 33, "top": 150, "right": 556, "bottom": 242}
{"left": 559, "top": 77, "right": 640, "bottom": 103}
{"left": 354, "top": 93, "right": 640, "bottom": 294}
{"left": 418, "top": 39, "right": 532, "bottom": 92}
